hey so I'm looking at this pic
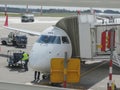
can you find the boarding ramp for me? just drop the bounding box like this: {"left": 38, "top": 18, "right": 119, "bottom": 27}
{"left": 113, "top": 51, "right": 120, "bottom": 68}
{"left": 56, "top": 16, "right": 80, "bottom": 57}
{"left": 56, "top": 15, "right": 120, "bottom": 59}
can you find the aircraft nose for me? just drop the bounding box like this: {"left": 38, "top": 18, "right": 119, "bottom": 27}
{"left": 29, "top": 49, "right": 37, "bottom": 69}
{"left": 29, "top": 43, "right": 50, "bottom": 72}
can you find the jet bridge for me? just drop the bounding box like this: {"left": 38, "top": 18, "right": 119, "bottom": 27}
{"left": 56, "top": 14, "right": 120, "bottom": 59}
{"left": 56, "top": 16, "right": 80, "bottom": 58}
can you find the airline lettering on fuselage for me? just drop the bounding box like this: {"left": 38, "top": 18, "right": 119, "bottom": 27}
{"left": 48, "top": 32, "right": 53, "bottom": 34}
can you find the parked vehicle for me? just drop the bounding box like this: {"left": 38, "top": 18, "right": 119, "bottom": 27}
{"left": 21, "top": 13, "right": 34, "bottom": 22}
{"left": 1, "top": 32, "right": 27, "bottom": 48}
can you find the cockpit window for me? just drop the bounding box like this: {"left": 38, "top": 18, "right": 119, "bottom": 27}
{"left": 62, "top": 36, "right": 69, "bottom": 44}
{"left": 37, "top": 35, "right": 61, "bottom": 44}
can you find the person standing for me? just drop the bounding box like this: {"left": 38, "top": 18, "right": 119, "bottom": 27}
{"left": 22, "top": 52, "right": 29, "bottom": 71}
{"left": 34, "top": 71, "right": 40, "bottom": 82}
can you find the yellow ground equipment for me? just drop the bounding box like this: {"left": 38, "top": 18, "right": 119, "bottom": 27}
{"left": 50, "top": 58, "right": 64, "bottom": 83}
{"left": 67, "top": 58, "right": 80, "bottom": 83}
{"left": 50, "top": 58, "right": 80, "bottom": 83}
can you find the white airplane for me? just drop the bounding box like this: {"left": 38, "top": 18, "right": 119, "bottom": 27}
{"left": 3, "top": 15, "right": 72, "bottom": 78}
{"left": 3, "top": 12, "right": 120, "bottom": 79}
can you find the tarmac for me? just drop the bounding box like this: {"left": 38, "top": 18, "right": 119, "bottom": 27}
{"left": 0, "top": 16, "right": 120, "bottom": 90}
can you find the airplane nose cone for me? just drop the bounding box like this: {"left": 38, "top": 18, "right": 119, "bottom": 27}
{"left": 29, "top": 43, "right": 51, "bottom": 72}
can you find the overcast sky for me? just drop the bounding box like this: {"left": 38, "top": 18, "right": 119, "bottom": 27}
{"left": 1, "top": 4, "right": 120, "bottom": 12}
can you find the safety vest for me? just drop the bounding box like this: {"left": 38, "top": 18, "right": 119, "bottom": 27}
{"left": 22, "top": 52, "right": 29, "bottom": 61}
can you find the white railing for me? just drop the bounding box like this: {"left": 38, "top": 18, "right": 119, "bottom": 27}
{"left": 113, "top": 51, "right": 120, "bottom": 67}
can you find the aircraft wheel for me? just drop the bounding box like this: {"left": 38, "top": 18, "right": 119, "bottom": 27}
{"left": 42, "top": 75, "right": 47, "bottom": 79}
{"left": 2, "top": 41, "right": 7, "bottom": 45}
{"left": 42, "top": 74, "right": 50, "bottom": 80}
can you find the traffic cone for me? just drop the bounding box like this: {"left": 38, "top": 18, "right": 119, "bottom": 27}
{"left": 4, "top": 14, "right": 8, "bottom": 26}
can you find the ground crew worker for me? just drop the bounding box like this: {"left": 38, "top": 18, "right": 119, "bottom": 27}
{"left": 33, "top": 71, "right": 40, "bottom": 83}
{"left": 112, "top": 81, "right": 117, "bottom": 90}
{"left": 22, "top": 52, "right": 29, "bottom": 71}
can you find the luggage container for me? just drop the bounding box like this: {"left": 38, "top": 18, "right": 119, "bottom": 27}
{"left": 7, "top": 50, "right": 24, "bottom": 67}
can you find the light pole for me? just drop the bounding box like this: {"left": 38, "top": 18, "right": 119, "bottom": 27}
{"left": 108, "top": 28, "right": 115, "bottom": 90}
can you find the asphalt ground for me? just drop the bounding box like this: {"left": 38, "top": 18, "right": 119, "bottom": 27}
{"left": 0, "top": 16, "right": 120, "bottom": 90}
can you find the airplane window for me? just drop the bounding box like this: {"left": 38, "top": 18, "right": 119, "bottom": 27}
{"left": 52, "top": 36, "right": 61, "bottom": 44}
{"left": 37, "top": 35, "right": 61, "bottom": 44}
{"left": 62, "top": 36, "right": 69, "bottom": 44}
